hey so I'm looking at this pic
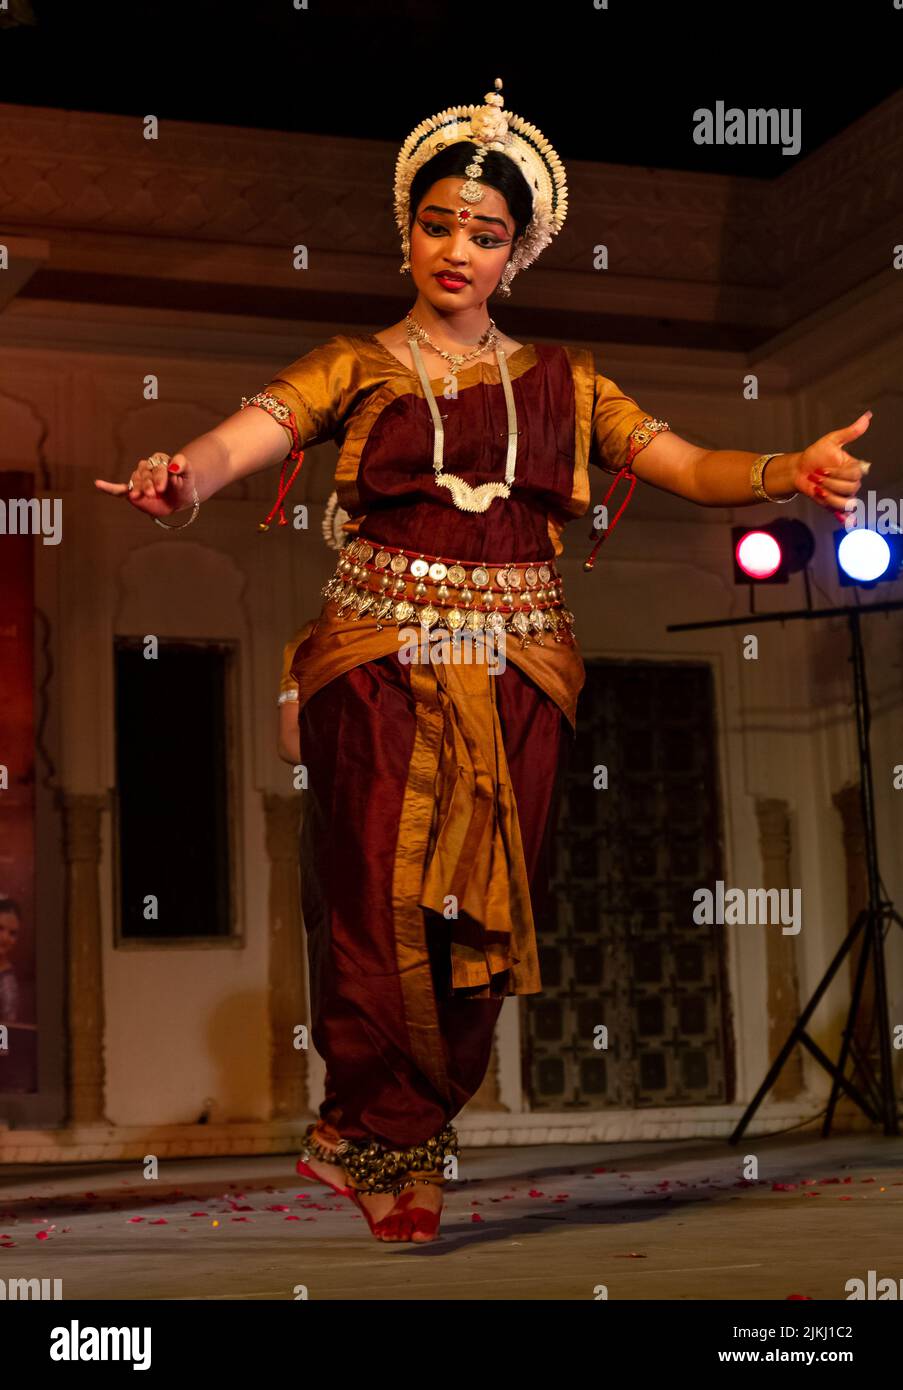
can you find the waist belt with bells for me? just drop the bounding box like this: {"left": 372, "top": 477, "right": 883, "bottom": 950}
{"left": 322, "top": 539, "right": 577, "bottom": 648}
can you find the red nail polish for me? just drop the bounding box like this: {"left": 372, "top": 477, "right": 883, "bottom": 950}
{"left": 815, "top": 468, "right": 829, "bottom": 476}
{"left": 168, "top": 462, "right": 181, "bottom": 473}
{"left": 814, "top": 486, "right": 826, "bottom": 498}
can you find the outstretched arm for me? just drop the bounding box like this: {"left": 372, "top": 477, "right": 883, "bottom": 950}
{"left": 630, "top": 412, "right": 872, "bottom": 519}
{"left": 94, "top": 406, "right": 296, "bottom": 517}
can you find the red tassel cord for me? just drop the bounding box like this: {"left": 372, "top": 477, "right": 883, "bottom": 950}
{"left": 258, "top": 449, "right": 305, "bottom": 531}
{"left": 241, "top": 394, "right": 307, "bottom": 531}
{"left": 583, "top": 464, "right": 637, "bottom": 571}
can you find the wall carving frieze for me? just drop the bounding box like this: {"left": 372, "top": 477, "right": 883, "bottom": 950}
{"left": 0, "top": 95, "right": 901, "bottom": 343}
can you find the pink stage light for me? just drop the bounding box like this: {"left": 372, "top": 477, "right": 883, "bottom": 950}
{"left": 735, "top": 529, "right": 783, "bottom": 580}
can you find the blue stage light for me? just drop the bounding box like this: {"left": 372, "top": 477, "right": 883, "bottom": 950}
{"left": 833, "top": 525, "right": 903, "bottom": 588}
{"left": 836, "top": 528, "right": 892, "bottom": 583}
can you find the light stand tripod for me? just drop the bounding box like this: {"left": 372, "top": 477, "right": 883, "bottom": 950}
{"left": 667, "top": 597, "right": 903, "bottom": 1140}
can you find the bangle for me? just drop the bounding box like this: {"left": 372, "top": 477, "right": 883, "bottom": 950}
{"left": 154, "top": 485, "right": 201, "bottom": 530}
{"left": 751, "top": 453, "right": 797, "bottom": 504}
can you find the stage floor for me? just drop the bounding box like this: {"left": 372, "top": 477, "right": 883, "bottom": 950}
{"left": 1, "top": 1131, "right": 900, "bottom": 1300}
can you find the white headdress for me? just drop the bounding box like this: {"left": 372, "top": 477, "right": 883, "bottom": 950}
{"left": 394, "top": 77, "right": 568, "bottom": 295}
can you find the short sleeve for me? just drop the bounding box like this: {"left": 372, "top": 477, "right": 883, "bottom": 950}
{"left": 591, "top": 371, "right": 671, "bottom": 475}
{"left": 277, "top": 621, "right": 316, "bottom": 706}
{"left": 242, "top": 334, "right": 359, "bottom": 461}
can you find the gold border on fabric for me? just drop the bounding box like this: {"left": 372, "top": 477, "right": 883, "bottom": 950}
{"left": 390, "top": 663, "right": 454, "bottom": 1099}
{"left": 547, "top": 345, "right": 596, "bottom": 557}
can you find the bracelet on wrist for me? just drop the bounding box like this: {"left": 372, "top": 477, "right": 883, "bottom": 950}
{"left": 154, "top": 484, "right": 201, "bottom": 530}
{"left": 751, "top": 452, "right": 798, "bottom": 504}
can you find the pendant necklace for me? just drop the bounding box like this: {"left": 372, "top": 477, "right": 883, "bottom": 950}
{"left": 403, "top": 314, "right": 520, "bottom": 514}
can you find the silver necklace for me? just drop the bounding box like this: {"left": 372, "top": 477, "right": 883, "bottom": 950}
{"left": 407, "top": 333, "right": 520, "bottom": 514}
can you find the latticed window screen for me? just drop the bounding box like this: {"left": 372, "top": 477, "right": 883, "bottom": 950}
{"left": 524, "top": 660, "right": 733, "bottom": 1110}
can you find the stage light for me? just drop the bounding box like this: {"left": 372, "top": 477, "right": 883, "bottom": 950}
{"left": 736, "top": 529, "right": 782, "bottom": 580}
{"left": 834, "top": 525, "right": 903, "bottom": 588}
{"left": 731, "top": 519, "right": 816, "bottom": 586}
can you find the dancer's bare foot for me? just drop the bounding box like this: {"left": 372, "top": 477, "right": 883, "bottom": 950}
{"left": 299, "top": 1148, "right": 396, "bottom": 1229}
{"left": 378, "top": 1182, "right": 444, "bottom": 1243}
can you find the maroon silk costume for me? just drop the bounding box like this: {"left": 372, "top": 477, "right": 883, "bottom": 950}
{"left": 248, "top": 334, "right": 668, "bottom": 1149}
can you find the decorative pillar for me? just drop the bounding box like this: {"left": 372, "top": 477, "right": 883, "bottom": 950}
{"left": 60, "top": 792, "right": 108, "bottom": 1124}
{"left": 263, "top": 793, "right": 311, "bottom": 1120}
{"left": 755, "top": 798, "right": 803, "bottom": 1098}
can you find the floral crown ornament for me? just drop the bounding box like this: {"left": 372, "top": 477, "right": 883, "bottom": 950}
{"left": 394, "top": 77, "right": 568, "bottom": 296}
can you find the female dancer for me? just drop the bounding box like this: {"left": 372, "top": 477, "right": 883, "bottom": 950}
{"left": 96, "top": 79, "right": 871, "bottom": 1243}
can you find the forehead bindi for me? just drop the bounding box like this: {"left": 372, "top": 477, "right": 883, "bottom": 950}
{"left": 420, "top": 178, "right": 511, "bottom": 232}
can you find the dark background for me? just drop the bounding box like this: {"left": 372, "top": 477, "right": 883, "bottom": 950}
{"left": 1, "top": 0, "right": 900, "bottom": 176}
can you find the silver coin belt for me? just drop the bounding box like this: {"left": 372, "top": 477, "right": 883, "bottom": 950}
{"left": 321, "top": 538, "right": 577, "bottom": 648}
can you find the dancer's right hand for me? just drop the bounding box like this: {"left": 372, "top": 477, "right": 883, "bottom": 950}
{"left": 94, "top": 452, "right": 195, "bottom": 518}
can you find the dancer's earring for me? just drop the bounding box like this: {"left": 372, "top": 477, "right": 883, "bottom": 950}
{"left": 497, "top": 260, "right": 516, "bottom": 298}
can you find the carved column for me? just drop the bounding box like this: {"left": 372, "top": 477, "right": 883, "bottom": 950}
{"left": 60, "top": 792, "right": 108, "bottom": 1125}
{"left": 263, "top": 793, "right": 311, "bottom": 1120}
{"left": 832, "top": 783, "right": 874, "bottom": 1088}
{"left": 755, "top": 798, "right": 803, "bottom": 1098}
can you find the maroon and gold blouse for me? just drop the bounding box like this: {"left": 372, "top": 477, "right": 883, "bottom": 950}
{"left": 241, "top": 334, "right": 669, "bottom": 563}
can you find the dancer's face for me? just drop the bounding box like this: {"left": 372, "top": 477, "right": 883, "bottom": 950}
{"left": 410, "top": 177, "right": 515, "bottom": 307}
{"left": 0, "top": 910, "right": 19, "bottom": 955}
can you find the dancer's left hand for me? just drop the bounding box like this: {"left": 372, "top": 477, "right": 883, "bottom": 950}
{"left": 793, "top": 411, "right": 872, "bottom": 523}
